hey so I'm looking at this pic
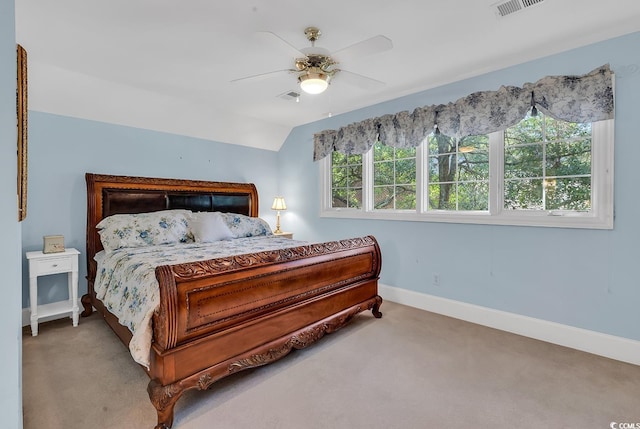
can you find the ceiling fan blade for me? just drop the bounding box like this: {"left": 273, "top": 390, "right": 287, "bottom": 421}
{"left": 256, "top": 31, "right": 306, "bottom": 58}
{"left": 230, "top": 69, "right": 295, "bottom": 84}
{"left": 332, "top": 35, "right": 393, "bottom": 61}
{"left": 336, "top": 69, "right": 386, "bottom": 90}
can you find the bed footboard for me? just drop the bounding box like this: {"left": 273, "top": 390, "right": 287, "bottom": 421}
{"left": 148, "top": 235, "right": 382, "bottom": 428}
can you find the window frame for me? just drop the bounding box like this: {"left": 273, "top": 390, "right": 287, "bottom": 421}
{"left": 319, "top": 119, "right": 614, "bottom": 229}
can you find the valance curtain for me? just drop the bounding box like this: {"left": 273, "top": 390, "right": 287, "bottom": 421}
{"left": 313, "top": 64, "right": 614, "bottom": 161}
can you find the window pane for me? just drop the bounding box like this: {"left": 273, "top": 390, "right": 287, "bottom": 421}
{"left": 396, "top": 185, "right": 416, "bottom": 210}
{"left": 347, "top": 154, "right": 362, "bottom": 164}
{"left": 332, "top": 166, "right": 347, "bottom": 188}
{"left": 331, "top": 152, "right": 362, "bottom": 209}
{"left": 374, "top": 143, "right": 394, "bottom": 161}
{"left": 545, "top": 140, "right": 591, "bottom": 177}
{"left": 373, "top": 142, "right": 416, "bottom": 211}
{"left": 429, "top": 154, "right": 456, "bottom": 183}
{"left": 332, "top": 151, "right": 347, "bottom": 166}
{"left": 457, "top": 181, "right": 489, "bottom": 210}
{"left": 374, "top": 186, "right": 394, "bottom": 209}
{"left": 428, "top": 183, "right": 456, "bottom": 210}
{"left": 504, "top": 178, "right": 543, "bottom": 210}
{"left": 504, "top": 113, "right": 592, "bottom": 213}
{"left": 348, "top": 165, "right": 363, "bottom": 187}
{"left": 396, "top": 147, "right": 417, "bottom": 159}
{"left": 348, "top": 188, "right": 363, "bottom": 209}
{"left": 396, "top": 158, "right": 416, "bottom": 184}
{"left": 458, "top": 150, "right": 489, "bottom": 181}
{"left": 374, "top": 161, "right": 394, "bottom": 186}
{"left": 504, "top": 145, "right": 543, "bottom": 178}
{"left": 332, "top": 188, "right": 347, "bottom": 208}
{"left": 427, "top": 134, "right": 489, "bottom": 212}
{"left": 428, "top": 133, "right": 455, "bottom": 155}
{"left": 428, "top": 155, "right": 440, "bottom": 183}
{"left": 545, "top": 177, "right": 591, "bottom": 210}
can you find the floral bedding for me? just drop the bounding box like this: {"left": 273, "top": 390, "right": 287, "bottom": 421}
{"left": 94, "top": 236, "right": 305, "bottom": 368}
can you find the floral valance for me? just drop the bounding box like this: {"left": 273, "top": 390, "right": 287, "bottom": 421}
{"left": 313, "top": 64, "right": 614, "bottom": 161}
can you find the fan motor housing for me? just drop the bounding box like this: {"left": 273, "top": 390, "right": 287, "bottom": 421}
{"left": 295, "top": 54, "right": 335, "bottom": 72}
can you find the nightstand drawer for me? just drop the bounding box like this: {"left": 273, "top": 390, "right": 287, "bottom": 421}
{"left": 32, "top": 257, "right": 73, "bottom": 275}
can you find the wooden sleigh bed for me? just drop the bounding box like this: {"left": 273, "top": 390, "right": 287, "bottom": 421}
{"left": 81, "top": 173, "right": 383, "bottom": 428}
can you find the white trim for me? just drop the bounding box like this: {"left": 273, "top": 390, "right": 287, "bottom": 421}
{"left": 379, "top": 283, "right": 640, "bottom": 366}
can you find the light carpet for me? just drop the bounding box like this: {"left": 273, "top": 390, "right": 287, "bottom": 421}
{"left": 22, "top": 301, "right": 640, "bottom": 429}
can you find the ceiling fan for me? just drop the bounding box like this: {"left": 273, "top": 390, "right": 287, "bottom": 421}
{"left": 231, "top": 26, "right": 393, "bottom": 95}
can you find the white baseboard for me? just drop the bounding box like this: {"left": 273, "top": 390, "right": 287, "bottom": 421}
{"left": 23, "top": 288, "right": 640, "bottom": 366}
{"left": 379, "top": 284, "right": 640, "bottom": 366}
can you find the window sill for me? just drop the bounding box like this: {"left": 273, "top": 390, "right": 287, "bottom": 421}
{"left": 320, "top": 209, "right": 613, "bottom": 230}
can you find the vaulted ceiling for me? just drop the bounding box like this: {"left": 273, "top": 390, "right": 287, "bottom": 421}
{"left": 15, "top": 1, "right": 640, "bottom": 151}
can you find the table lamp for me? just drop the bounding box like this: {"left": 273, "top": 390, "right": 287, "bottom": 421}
{"left": 271, "top": 196, "right": 287, "bottom": 234}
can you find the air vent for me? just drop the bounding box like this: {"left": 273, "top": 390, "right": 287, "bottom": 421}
{"left": 492, "top": 0, "right": 545, "bottom": 17}
{"left": 278, "top": 91, "right": 300, "bottom": 102}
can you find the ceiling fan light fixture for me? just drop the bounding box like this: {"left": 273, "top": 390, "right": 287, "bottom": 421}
{"left": 299, "top": 70, "right": 330, "bottom": 94}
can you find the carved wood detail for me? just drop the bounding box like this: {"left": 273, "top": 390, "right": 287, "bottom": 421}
{"left": 169, "top": 236, "right": 379, "bottom": 279}
{"left": 146, "top": 297, "right": 381, "bottom": 429}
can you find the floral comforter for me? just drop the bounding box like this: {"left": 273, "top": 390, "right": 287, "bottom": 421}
{"left": 94, "top": 236, "right": 304, "bottom": 368}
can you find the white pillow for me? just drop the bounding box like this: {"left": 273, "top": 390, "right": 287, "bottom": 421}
{"left": 189, "top": 212, "right": 234, "bottom": 243}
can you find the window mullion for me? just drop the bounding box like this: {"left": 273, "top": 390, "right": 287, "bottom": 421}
{"left": 416, "top": 142, "right": 425, "bottom": 213}
{"left": 489, "top": 130, "right": 503, "bottom": 215}
{"left": 363, "top": 149, "right": 374, "bottom": 212}
{"left": 320, "top": 157, "right": 332, "bottom": 211}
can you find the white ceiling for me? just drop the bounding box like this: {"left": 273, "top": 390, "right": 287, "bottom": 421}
{"left": 15, "top": 0, "right": 640, "bottom": 152}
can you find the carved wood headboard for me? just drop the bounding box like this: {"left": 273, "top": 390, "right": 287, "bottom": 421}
{"left": 85, "top": 173, "right": 259, "bottom": 290}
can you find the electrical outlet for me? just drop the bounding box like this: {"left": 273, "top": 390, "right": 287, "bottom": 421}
{"left": 433, "top": 274, "right": 440, "bottom": 286}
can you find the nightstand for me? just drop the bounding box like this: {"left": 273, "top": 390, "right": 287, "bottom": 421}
{"left": 273, "top": 232, "right": 293, "bottom": 239}
{"left": 26, "top": 248, "right": 80, "bottom": 336}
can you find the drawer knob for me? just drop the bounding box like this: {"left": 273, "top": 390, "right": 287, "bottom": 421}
{"left": 52, "top": 264, "right": 58, "bottom": 267}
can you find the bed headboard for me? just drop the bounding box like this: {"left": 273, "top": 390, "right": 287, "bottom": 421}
{"left": 85, "top": 173, "right": 259, "bottom": 288}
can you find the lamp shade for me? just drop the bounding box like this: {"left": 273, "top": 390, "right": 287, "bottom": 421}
{"left": 299, "top": 69, "right": 330, "bottom": 95}
{"left": 271, "top": 197, "right": 287, "bottom": 211}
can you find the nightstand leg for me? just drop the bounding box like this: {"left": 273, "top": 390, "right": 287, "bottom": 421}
{"left": 69, "top": 270, "right": 79, "bottom": 327}
{"left": 29, "top": 275, "right": 38, "bottom": 336}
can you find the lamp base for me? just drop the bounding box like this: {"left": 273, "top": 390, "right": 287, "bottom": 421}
{"left": 274, "top": 211, "right": 282, "bottom": 234}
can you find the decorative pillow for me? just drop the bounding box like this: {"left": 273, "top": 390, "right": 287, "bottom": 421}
{"left": 218, "top": 212, "right": 273, "bottom": 238}
{"left": 188, "top": 212, "right": 234, "bottom": 243}
{"left": 97, "top": 209, "right": 192, "bottom": 252}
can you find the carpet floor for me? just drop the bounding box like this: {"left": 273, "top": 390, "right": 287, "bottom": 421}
{"left": 22, "top": 301, "right": 640, "bottom": 429}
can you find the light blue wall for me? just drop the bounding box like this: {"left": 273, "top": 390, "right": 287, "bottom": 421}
{"left": 1, "top": 0, "right": 23, "bottom": 426}
{"left": 279, "top": 31, "right": 640, "bottom": 342}
{"left": 20, "top": 31, "right": 640, "bottom": 349}
{"left": 21, "top": 112, "right": 280, "bottom": 306}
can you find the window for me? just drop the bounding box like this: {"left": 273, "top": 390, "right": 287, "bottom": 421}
{"left": 427, "top": 134, "right": 489, "bottom": 211}
{"left": 331, "top": 152, "right": 363, "bottom": 209}
{"left": 373, "top": 143, "right": 416, "bottom": 210}
{"left": 503, "top": 113, "right": 592, "bottom": 212}
{"left": 321, "top": 115, "right": 614, "bottom": 229}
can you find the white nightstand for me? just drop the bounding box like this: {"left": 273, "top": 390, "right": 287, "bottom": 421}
{"left": 273, "top": 232, "right": 293, "bottom": 239}
{"left": 26, "top": 248, "right": 80, "bottom": 336}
